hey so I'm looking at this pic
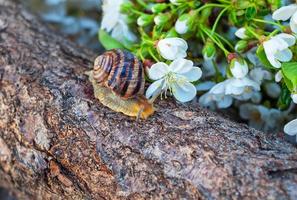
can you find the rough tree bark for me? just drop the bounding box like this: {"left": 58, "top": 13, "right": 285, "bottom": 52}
{"left": 0, "top": 1, "right": 297, "bottom": 200}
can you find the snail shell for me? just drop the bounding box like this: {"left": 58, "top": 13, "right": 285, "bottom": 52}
{"left": 93, "top": 49, "right": 145, "bottom": 99}
{"left": 86, "top": 49, "right": 154, "bottom": 119}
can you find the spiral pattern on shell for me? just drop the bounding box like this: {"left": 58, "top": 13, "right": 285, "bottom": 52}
{"left": 93, "top": 49, "right": 145, "bottom": 99}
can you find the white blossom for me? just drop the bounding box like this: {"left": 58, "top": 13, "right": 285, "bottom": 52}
{"left": 272, "top": 4, "right": 297, "bottom": 33}
{"left": 224, "top": 77, "right": 260, "bottom": 101}
{"left": 199, "top": 81, "right": 233, "bottom": 109}
{"left": 101, "top": 0, "right": 136, "bottom": 43}
{"left": 240, "top": 104, "right": 286, "bottom": 132}
{"left": 146, "top": 58, "right": 202, "bottom": 102}
{"left": 199, "top": 68, "right": 260, "bottom": 108}
{"left": 157, "top": 37, "right": 188, "bottom": 60}
{"left": 249, "top": 68, "right": 272, "bottom": 84}
{"left": 263, "top": 33, "right": 295, "bottom": 68}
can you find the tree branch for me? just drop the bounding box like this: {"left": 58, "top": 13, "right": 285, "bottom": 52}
{"left": 0, "top": 1, "right": 297, "bottom": 199}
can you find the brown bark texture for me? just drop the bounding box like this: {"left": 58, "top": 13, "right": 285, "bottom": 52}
{"left": 0, "top": 1, "right": 297, "bottom": 200}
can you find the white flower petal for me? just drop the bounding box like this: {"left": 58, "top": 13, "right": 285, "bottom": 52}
{"left": 157, "top": 37, "right": 188, "bottom": 60}
{"left": 149, "top": 62, "right": 169, "bottom": 80}
{"left": 101, "top": 0, "right": 122, "bottom": 32}
{"left": 180, "top": 67, "right": 202, "bottom": 82}
{"left": 275, "top": 71, "right": 283, "bottom": 82}
{"left": 263, "top": 40, "right": 282, "bottom": 68}
{"left": 175, "top": 19, "right": 188, "bottom": 34}
{"left": 290, "top": 13, "right": 297, "bottom": 33}
{"left": 110, "top": 18, "right": 137, "bottom": 43}
{"left": 171, "top": 81, "right": 196, "bottom": 102}
{"left": 169, "top": 58, "right": 193, "bottom": 73}
{"left": 225, "top": 82, "right": 245, "bottom": 95}
{"left": 251, "top": 92, "right": 262, "bottom": 103}
{"left": 284, "top": 119, "right": 297, "bottom": 136}
{"left": 241, "top": 77, "right": 261, "bottom": 90}
{"left": 217, "top": 95, "right": 233, "bottom": 108}
{"left": 272, "top": 4, "right": 297, "bottom": 21}
{"left": 209, "top": 80, "right": 228, "bottom": 94}
{"left": 274, "top": 49, "right": 293, "bottom": 62}
{"left": 274, "top": 33, "right": 296, "bottom": 46}
{"left": 196, "top": 81, "right": 216, "bottom": 91}
{"left": 235, "top": 28, "right": 247, "bottom": 39}
{"left": 231, "top": 60, "right": 249, "bottom": 78}
{"left": 250, "top": 68, "right": 272, "bottom": 83}
{"left": 170, "top": 0, "right": 181, "bottom": 5}
{"left": 145, "top": 79, "right": 165, "bottom": 99}
{"left": 199, "top": 93, "right": 215, "bottom": 108}
{"left": 264, "top": 82, "right": 281, "bottom": 98}
{"left": 291, "top": 94, "right": 297, "bottom": 104}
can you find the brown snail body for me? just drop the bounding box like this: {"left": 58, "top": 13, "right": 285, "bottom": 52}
{"left": 86, "top": 49, "right": 154, "bottom": 119}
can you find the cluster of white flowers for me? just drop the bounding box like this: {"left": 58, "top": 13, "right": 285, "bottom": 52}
{"left": 239, "top": 104, "right": 287, "bottom": 132}
{"left": 231, "top": 4, "right": 297, "bottom": 140}
{"left": 199, "top": 59, "right": 260, "bottom": 108}
{"left": 272, "top": 4, "right": 297, "bottom": 139}
{"left": 100, "top": 0, "right": 297, "bottom": 143}
{"left": 146, "top": 38, "right": 202, "bottom": 102}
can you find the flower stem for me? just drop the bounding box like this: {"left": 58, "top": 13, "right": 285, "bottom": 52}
{"left": 195, "top": 3, "right": 228, "bottom": 14}
{"left": 246, "top": 27, "right": 261, "bottom": 40}
{"left": 211, "top": 6, "right": 230, "bottom": 34}
{"left": 214, "top": 32, "right": 234, "bottom": 50}
{"left": 135, "top": 0, "right": 147, "bottom": 8}
{"left": 268, "top": 29, "right": 280, "bottom": 37}
{"left": 149, "top": 48, "right": 160, "bottom": 62}
{"left": 201, "top": 26, "right": 230, "bottom": 56}
{"left": 252, "top": 18, "right": 284, "bottom": 29}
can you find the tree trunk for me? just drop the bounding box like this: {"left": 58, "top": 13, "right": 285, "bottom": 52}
{"left": 0, "top": 1, "right": 297, "bottom": 200}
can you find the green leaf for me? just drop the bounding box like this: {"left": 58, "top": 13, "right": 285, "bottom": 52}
{"left": 277, "top": 83, "right": 291, "bottom": 110}
{"left": 98, "top": 29, "right": 125, "bottom": 50}
{"left": 282, "top": 62, "right": 297, "bottom": 92}
{"left": 245, "top": 7, "right": 257, "bottom": 20}
{"left": 256, "top": 45, "right": 274, "bottom": 69}
{"left": 228, "top": 11, "right": 238, "bottom": 25}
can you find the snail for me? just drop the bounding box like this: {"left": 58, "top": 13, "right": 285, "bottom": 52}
{"left": 86, "top": 49, "right": 154, "bottom": 119}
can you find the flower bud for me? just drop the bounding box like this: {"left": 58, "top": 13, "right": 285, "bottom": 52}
{"left": 169, "top": 0, "right": 184, "bottom": 5}
{"left": 137, "top": 14, "right": 154, "bottom": 27}
{"left": 151, "top": 3, "right": 168, "bottom": 13}
{"left": 275, "top": 70, "right": 283, "bottom": 82}
{"left": 154, "top": 13, "right": 170, "bottom": 26}
{"left": 235, "top": 40, "right": 248, "bottom": 53}
{"left": 157, "top": 37, "right": 188, "bottom": 60}
{"left": 202, "top": 39, "right": 216, "bottom": 60}
{"left": 230, "top": 58, "right": 249, "bottom": 79}
{"left": 235, "top": 27, "right": 248, "bottom": 39}
{"left": 175, "top": 14, "right": 189, "bottom": 34}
